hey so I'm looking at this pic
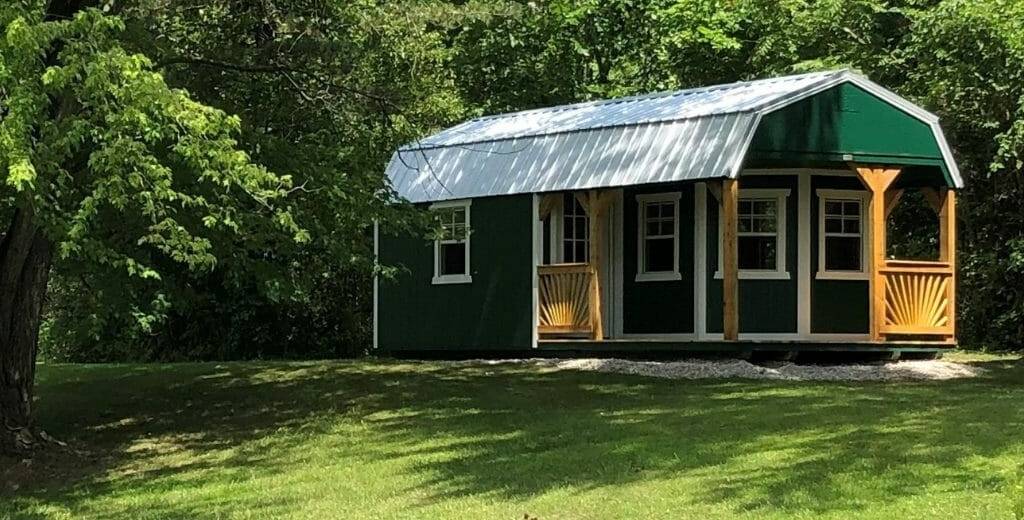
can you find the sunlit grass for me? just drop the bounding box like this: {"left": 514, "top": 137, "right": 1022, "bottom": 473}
{"left": 2, "top": 352, "right": 1022, "bottom": 519}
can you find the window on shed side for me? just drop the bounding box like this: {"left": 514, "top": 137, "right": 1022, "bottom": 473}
{"left": 562, "top": 193, "right": 589, "bottom": 263}
{"left": 431, "top": 202, "right": 471, "bottom": 283}
{"left": 636, "top": 192, "right": 682, "bottom": 281}
{"left": 823, "top": 198, "right": 863, "bottom": 272}
{"left": 737, "top": 198, "right": 779, "bottom": 271}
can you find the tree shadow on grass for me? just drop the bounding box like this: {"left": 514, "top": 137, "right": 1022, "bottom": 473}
{"left": 2, "top": 356, "right": 1023, "bottom": 518}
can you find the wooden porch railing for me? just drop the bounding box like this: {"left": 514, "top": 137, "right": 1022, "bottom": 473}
{"left": 879, "top": 260, "right": 954, "bottom": 338}
{"left": 538, "top": 263, "right": 593, "bottom": 335}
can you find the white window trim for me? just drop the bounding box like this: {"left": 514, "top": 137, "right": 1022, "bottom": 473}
{"left": 635, "top": 192, "right": 682, "bottom": 282}
{"left": 431, "top": 199, "right": 472, "bottom": 285}
{"left": 714, "top": 188, "right": 791, "bottom": 280}
{"left": 816, "top": 189, "right": 870, "bottom": 281}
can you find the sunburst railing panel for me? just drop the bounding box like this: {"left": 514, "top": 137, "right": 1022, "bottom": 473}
{"left": 880, "top": 260, "right": 954, "bottom": 337}
{"left": 538, "top": 264, "right": 592, "bottom": 334}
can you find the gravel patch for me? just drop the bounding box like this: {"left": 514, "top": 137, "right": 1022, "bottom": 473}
{"left": 444, "top": 358, "right": 983, "bottom": 381}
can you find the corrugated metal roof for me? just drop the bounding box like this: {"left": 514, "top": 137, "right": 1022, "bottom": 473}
{"left": 386, "top": 70, "right": 962, "bottom": 202}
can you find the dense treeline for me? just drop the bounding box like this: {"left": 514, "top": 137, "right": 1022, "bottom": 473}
{"left": 36, "top": 0, "right": 1024, "bottom": 360}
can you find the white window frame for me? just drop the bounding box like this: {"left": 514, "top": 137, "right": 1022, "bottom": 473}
{"left": 635, "top": 192, "right": 682, "bottom": 282}
{"left": 816, "top": 189, "right": 870, "bottom": 280}
{"left": 715, "top": 188, "right": 790, "bottom": 280}
{"left": 430, "top": 199, "right": 472, "bottom": 285}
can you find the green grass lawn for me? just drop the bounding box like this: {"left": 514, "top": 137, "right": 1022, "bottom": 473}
{"left": 2, "top": 352, "right": 1023, "bottom": 519}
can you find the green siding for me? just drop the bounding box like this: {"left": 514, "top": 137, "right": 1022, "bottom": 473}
{"left": 622, "top": 183, "right": 695, "bottom": 334}
{"left": 809, "top": 175, "right": 870, "bottom": 334}
{"left": 706, "top": 176, "right": 799, "bottom": 334}
{"left": 378, "top": 194, "right": 534, "bottom": 350}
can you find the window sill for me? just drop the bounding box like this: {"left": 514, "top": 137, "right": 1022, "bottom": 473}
{"left": 713, "top": 270, "right": 791, "bottom": 280}
{"left": 815, "top": 271, "right": 869, "bottom": 281}
{"left": 635, "top": 271, "right": 682, "bottom": 282}
{"left": 432, "top": 274, "right": 473, "bottom": 285}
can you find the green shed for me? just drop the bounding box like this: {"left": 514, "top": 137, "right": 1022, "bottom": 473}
{"left": 376, "top": 70, "right": 962, "bottom": 355}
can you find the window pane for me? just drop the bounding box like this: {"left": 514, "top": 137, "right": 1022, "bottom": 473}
{"left": 843, "top": 217, "right": 860, "bottom": 234}
{"left": 660, "top": 202, "right": 673, "bottom": 218}
{"left": 542, "top": 217, "right": 551, "bottom": 265}
{"left": 738, "top": 236, "right": 776, "bottom": 270}
{"left": 843, "top": 201, "right": 860, "bottom": 216}
{"left": 563, "top": 215, "right": 574, "bottom": 240}
{"left": 646, "top": 220, "right": 661, "bottom": 237}
{"left": 738, "top": 200, "right": 752, "bottom": 215}
{"left": 575, "top": 218, "right": 587, "bottom": 239}
{"left": 453, "top": 223, "right": 468, "bottom": 240}
{"left": 645, "top": 238, "right": 674, "bottom": 272}
{"left": 825, "top": 200, "right": 843, "bottom": 216}
{"left": 737, "top": 217, "right": 752, "bottom": 233}
{"left": 825, "top": 236, "right": 861, "bottom": 271}
{"left": 825, "top": 217, "right": 842, "bottom": 234}
{"left": 451, "top": 207, "right": 466, "bottom": 224}
{"left": 440, "top": 242, "right": 466, "bottom": 275}
{"left": 753, "top": 216, "right": 776, "bottom": 233}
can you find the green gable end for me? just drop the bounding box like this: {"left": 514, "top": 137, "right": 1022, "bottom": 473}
{"left": 749, "top": 83, "right": 944, "bottom": 164}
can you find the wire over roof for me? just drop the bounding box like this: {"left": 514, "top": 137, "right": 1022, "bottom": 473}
{"left": 386, "top": 70, "right": 962, "bottom": 203}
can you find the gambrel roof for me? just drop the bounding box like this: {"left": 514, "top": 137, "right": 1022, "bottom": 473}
{"left": 386, "top": 70, "right": 962, "bottom": 203}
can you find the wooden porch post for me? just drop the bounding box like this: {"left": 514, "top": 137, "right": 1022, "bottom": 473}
{"left": 853, "top": 166, "right": 901, "bottom": 341}
{"left": 722, "top": 179, "right": 739, "bottom": 341}
{"left": 939, "top": 189, "right": 957, "bottom": 339}
{"left": 588, "top": 190, "right": 605, "bottom": 340}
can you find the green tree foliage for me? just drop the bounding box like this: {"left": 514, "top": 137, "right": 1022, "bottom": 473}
{"left": 0, "top": 0, "right": 310, "bottom": 451}
{"left": 40, "top": 0, "right": 466, "bottom": 360}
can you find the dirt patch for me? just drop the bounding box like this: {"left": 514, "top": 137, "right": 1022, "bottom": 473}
{"left": 449, "top": 358, "right": 984, "bottom": 381}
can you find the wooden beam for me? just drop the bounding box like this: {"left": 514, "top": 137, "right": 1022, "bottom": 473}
{"left": 587, "top": 190, "right": 605, "bottom": 340}
{"left": 853, "top": 166, "right": 900, "bottom": 194}
{"left": 920, "top": 187, "right": 943, "bottom": 214}
{"left": 707, "top": 180, "right": 722, "bottom": 204}
{"left": 853, "top": 166, "right": 901, "bottom": 341}
{"left": 538, "top": 193, "right": 559, "bottom": 220}
{"left": 939, "top": 189, "right": 957, "bottom": 340}
{"left": 575, "top": 192, "right": 589, "bottom": 213}
{"left": 885, "top": 189, "right": 904, "bottom": 219}
{"left": 722, "top": 178, "right": 739, "bottom": 341}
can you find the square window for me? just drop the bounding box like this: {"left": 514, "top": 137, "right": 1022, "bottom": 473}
{"left": 731, "top": 195, "right": 782, "bottom": 272}
{"left": 819, "top": 195, "right": 865, "bottom": 276}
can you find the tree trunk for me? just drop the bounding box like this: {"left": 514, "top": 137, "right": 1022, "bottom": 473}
{"left": 0, "top": 0, "right": 89, "bottom": 456}
{"left": 0, "top": 208, "right": 54, "bottom": 455}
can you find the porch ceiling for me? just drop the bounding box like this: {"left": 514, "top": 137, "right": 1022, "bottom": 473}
{"left": 386, "top": 70, "right": 963, "bottom": 203}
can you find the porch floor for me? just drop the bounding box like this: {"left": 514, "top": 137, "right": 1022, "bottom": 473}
{"left": 537, "top": 338, "right": 953, "bottom": 356}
